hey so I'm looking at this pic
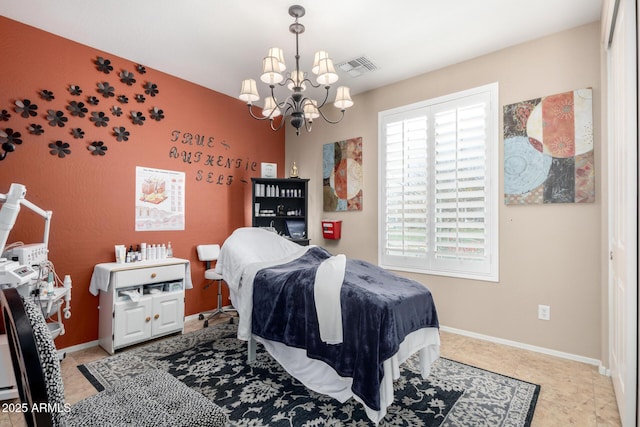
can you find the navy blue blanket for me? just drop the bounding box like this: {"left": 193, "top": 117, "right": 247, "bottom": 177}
{"left": 252, "top": 247, "right": 439, "bottom": 411}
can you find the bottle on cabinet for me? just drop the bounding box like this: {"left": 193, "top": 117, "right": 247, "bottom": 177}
{"left": 120, "top": 242, "right": 174, "bottom": 262}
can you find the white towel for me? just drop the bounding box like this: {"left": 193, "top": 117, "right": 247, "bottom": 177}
{"left": 314, "top": 254, "right": 346, "bottom": 344}
{"left": 121, "top": 290, "right": 140, "bottom": 302}
{"left": 88, "top": 259, "right": 193, "bottom": 295}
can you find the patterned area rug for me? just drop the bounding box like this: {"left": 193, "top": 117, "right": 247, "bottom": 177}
{"left": 78, "top": 323, "right": 540, "bottom": 426}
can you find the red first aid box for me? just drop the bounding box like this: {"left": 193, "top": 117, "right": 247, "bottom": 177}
{"left": 322, "top": 220, "right": 342, "bottom": 239}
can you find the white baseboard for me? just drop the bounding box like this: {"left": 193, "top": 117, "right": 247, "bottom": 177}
{"left": 59, "top": 315, "right": 203, "bottom": 356}
{"left": 61, "top": 322, "right": 610, "bottom": 377}
{"left": 185, "top": 313, "right": 202, "bottom": 322}
{"left": 58, "top": 339, "right": 99, "bottom": 356}
{"left": 440, "top": 325, "right": 607, "bottom": 374}
{"left": 598, "top": 364, "right": 611, "bottom": 376}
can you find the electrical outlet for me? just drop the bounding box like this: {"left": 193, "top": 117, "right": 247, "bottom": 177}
{"left": 538, "top": 305, "right": 550, "bottom": 321}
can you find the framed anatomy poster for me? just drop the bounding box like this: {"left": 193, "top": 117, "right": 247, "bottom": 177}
{"left": 135, "top": 166, "right": 185, "bottom": 231}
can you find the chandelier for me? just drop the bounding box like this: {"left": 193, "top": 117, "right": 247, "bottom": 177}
{"left": 239, "top": 5, "right": 353, "bottom": 135}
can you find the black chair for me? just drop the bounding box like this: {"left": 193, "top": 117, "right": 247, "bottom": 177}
{"left": 0, "top": 287, "right": 228, "bottom": 427}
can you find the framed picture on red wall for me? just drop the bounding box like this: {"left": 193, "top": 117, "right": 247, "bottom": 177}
{"left": 261, "top": 162, "right": 277, "bottom": 178}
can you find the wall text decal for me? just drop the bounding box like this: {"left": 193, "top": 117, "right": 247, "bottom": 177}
{"left": 168, "top": 129, "right": 257, "bottom": 186}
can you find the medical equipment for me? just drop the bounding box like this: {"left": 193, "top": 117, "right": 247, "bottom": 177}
{"left": 0, "top": 259, "right": 37, "bottom": 286}
{"left": 0, "top": 182, "right": 72, "bottom": 317}
{"left": 0, "top": 183, "right": 50, "bottom": 289}
{"left": 0, "top": 183, "right": 72, "bottom": 399}
{"left": 3, "top": 242, "right": 48, "bottom": 265}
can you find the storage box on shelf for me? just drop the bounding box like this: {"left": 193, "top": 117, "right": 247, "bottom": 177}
{"left": 251, "top": 177, "right": 309, "bottom": 246}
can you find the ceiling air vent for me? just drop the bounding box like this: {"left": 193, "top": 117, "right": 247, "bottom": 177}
{"left": 336, "top": 56, "right": 377, "bottom": 78}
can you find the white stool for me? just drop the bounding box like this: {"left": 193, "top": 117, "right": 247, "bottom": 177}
{"left": 196, "top": 244, "right": 236, "bottom": 327}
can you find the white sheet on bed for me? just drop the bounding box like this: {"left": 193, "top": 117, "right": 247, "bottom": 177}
{"left": 215, "top": 227, "right": 307, "bottom": 296}
{"left": 215, "top": 227, "right": 441, "bottom": 425}
{"left": 257, "top": 327, "right": 440, "bottom": 424}
{"left": 216, "top": 227, "right": 311, "bottom": 340}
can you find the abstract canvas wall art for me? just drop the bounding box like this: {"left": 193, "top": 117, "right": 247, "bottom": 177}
{"left": 503, "top": 88, "right": 594, "bottom": 204}
{"left": 323, "top": 137, "right": 363, "bottom": 211}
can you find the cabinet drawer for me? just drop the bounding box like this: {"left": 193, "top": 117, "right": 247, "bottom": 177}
{"left": 112, "top": 264, "right": 184, "bottom": 289}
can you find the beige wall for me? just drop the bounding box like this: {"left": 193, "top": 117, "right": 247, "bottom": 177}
{"left": 286, "top": 22, "right": 603, "bottom": 360}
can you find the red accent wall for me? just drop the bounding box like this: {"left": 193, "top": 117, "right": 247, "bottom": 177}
{"left": 0, "top": 17, "right": 284, "bottom": 348}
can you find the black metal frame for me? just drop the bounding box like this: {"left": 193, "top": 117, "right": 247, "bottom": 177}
{"left": 0, "top": 288, "right": 52, "bottom": 427}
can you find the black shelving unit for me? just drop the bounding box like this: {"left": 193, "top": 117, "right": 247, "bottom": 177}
{"left": 251, "top": 177, "right": 309, "bottom": 246}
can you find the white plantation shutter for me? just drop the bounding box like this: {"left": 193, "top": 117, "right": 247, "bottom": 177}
{"left": 383, "top": 114, "right": 428, "bottom": 261}
{"left": 379, "top": 83, "right": 499, "bottom": 281}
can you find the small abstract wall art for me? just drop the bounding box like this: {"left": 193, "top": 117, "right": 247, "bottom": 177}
{"left": 323, "top": 137, "right": 363, "bottom": 211}
{"left": 503, "top": 88, "right": 594, "bottom": 204}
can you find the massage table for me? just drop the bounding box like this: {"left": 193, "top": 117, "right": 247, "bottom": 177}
{"left": 215, "top": 227, "right": 440, "bottom": 424}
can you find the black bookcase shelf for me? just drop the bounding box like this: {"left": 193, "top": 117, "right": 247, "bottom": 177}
{"left": 251, "top": 177, "right": 309, "bottom": 246}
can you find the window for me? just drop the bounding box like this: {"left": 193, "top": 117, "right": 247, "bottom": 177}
{"left": 378, "top": 83, "right": 499, "bottom": 282}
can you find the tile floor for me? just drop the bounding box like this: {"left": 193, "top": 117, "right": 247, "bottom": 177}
{"left": 0, "top": 317, "right": 622, "bottom": 426}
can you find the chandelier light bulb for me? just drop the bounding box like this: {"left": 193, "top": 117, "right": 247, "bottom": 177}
{"left": 315, "top": 58, "right": 339, "bottom": 86}
{"left": 239, "top": 79, "right": 260, "bottom": 103}
{"left": 334, "top": 86, "right": 353, "bottom": 110}
{"left": 312, "top": 50, "right": 329, "bottom": 75}
{"left": 303, "top": 99, "right": 319, "bottom": 120}
{"left": 287, "top": 70, "right": 307, "bottom": 91}
{"left": 262, "top": 96, "right": 281, "bottom": 118}
{"left": 261, "top": 56, "right": 284, "bottom": 85}
{"left": 267, "top": 47, "right": 286, "bottom": 72}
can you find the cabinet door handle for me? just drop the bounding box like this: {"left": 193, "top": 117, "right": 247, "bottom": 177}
{"left": 154, "top": 314, "right": 160, "bottom": 320}
{"left": 145, "top": 316, "right": 151, "bottom": 322}
{"left": 150, "top": 273, "right": 157, "bottom": 278}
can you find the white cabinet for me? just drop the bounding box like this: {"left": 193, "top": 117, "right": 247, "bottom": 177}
{"left": 97, "top": 259, "right": 187, "bottom": 354}
{"left": 114, "top": 297, "right": 151, "bottom": 348}
{"left": 151, "top": 291, "right": 184, "bottom": 335}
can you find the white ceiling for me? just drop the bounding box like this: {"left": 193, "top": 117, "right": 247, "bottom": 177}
{"left": 0, "top": 1, "right": 602, "bottom": 100}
